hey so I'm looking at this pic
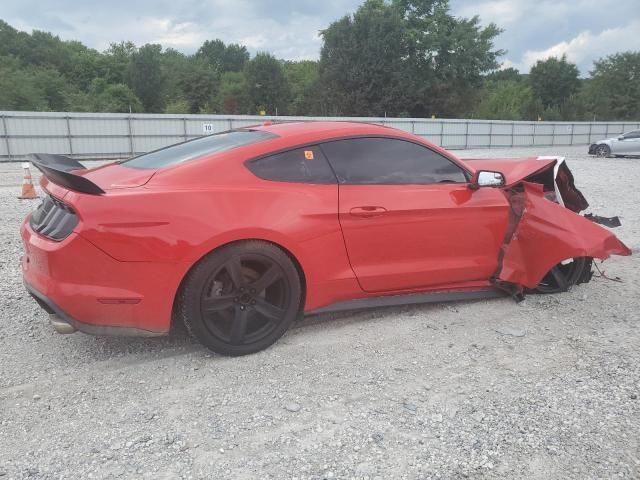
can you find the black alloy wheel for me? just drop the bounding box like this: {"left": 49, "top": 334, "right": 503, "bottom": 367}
{"left": 535, "top": 257, "right": 588, "bottom": 294}
{"left": 177, "top": 241, "right": 302, "bottom": 356}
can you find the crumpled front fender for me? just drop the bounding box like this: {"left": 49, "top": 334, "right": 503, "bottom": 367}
{"left": 496, "top": 182, "right": 631, "bottom": 289}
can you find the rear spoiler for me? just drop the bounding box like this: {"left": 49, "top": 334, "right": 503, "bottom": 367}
{"left": 28, "top": 154, "right": 105, "bottom": 195}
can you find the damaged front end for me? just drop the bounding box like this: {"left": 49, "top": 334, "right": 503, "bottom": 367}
{"left": 489, "top": 157, "right": 631, "bottom": 300}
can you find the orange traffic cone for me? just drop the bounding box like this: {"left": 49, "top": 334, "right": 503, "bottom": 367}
{"left": 18, "top": 162, "right": 39, "bottom": 199}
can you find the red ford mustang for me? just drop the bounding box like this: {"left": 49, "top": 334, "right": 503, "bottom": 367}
{"left": 21, "top": 122, "right": 631, "bottom": 355}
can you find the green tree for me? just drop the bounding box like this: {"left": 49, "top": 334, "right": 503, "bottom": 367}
{"left": 177, "top": 59, "right": 219, "bottom": 113}
{"left": 473, "top": 80, "right": 536, "bottom": 120}
{"left": 32, "top": 68, "right": 71, "bottom": 111}
{"left": 0, "top": 56, "right": 49, "bottom": 110}
{"left": 244, "top": 53, "right": 291, "bottom": 115}
{"left": 223, "top": 44, "right": 250, "bottom": 72}
{"left": 66, "top": 79, "right": 142, "bottom": 112}
{"left": 485, "top": 67, "right": 523, "bottom": 83}
{"left": 217, "top": 71, "right": 250, "bottom": 114}
{"left": 283, "top": 60, "right": 319, "bottom": 115}
{"left": 582, "top": 52, "right": 640, "bottom": 120}
{"left": 103, "top": 42, "right": 136, "bottom": 84}
{"left": 127, "top": 43, "right": 165, "bottom": 112}
{"left": 319, "top": 0, "right": 411, "bottom": 116}
{"left": 395, "top": 0, "right": 503, "bottom": 117}
{"left": 196, "top": 39, "right": 249, "bottom": 73}
{"left": 164, "top": 98, "right": 191, "bottom": 114}
{"left": 319, "top": 0, "right": 503, "bottom": 117}
{"left": 160, "top": 48, "right": 191, "bottom": 102}
{"left": 528, "top": 55, "right": 580, "bottom": 109}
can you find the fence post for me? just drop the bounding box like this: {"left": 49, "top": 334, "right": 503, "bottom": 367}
{"left": 605, "top": 123, "right": 610, "bottom": 139}
{"left": 1, "top": 114, "right": 11, "bottom": 161}
{"left": 510, "top": 123, "right": 514, "bottom": 147}
{"left": 464, "top": 121, "right": 469, "bottom": 149}
{"left": 65, "top": 116, "right": 73, "bottom": 155}
{"left": 569, "top": 123, "right": 574, "bottom": 146}
{"left": 533, "top": 122, "right": 537, "bottom": 146}
{"left": 127, "top": 115, "right": 134, "bottom": 155}
{"left": 183, "top": 117, "right": 188, "bottom": 141}
{"left": 228, "top": 118, "right": 233, "bottom": 131}
{"left": 488, "top": 121, "right": 493, "bottom": 148}
{"left": 551, "top": 123, "right": 556, "bottom": 146}
{"left": 439, "top": 120, "right": 444, "bottom": 147}
{"left": 588, "top": 123, "right": 593, "bottom": 143}
{"left": 411, "top": 120, "right": 415, "bottom": 134}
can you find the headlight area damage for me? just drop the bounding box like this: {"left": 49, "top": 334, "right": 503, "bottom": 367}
{"left": 491, "top": 157, "right": 632, "bottom": 300}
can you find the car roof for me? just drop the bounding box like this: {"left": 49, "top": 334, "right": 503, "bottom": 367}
{"left": 245, "top": 121, "right": 467, "bottom": 172}
{"left": 251, "top": 121, "right": 413, "bottom": 144}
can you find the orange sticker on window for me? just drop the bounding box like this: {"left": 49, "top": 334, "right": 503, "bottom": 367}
{"left": 304, "top": 150, "right": 314, "bottom": 160}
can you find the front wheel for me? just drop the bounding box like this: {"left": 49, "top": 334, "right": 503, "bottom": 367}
{"left": 595, "top": 144, "right": 611, "bottom": 157}
{"left": 177, "top": 241, "right": 302, "bottom": 356}
{"left": 535, "top": 257, "right": 592, "bottom": 294}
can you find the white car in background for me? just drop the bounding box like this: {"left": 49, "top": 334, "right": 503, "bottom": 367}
{"left": 589, "top": 130, "right": 640, "bottom": 157}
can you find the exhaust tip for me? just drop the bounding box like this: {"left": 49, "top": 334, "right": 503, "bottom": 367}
{"left": 49, "top": 314, "right": 77, "bottom": 334}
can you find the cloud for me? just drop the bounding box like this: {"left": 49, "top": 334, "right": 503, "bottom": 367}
{"left": 456, "top": 0, "right": 526, "bottom": 27}
{"left": 0, "top": 0, "right": 361, "bottom": 59}
{"left": 1, "top": 0, "right": 639, "bottom": 69}
{"left": 453, "top": 0, "right": 640, "bottom": 74}
{"left": 518, "top": 20, "right": 640, "bottom": 72}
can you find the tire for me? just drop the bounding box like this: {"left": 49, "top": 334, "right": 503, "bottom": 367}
{"left": 177, "top": 241, "right": 302, "bottom": 356}
{"left": 595, "top": 144, "right": 611, "bottom": 157}
{"left": 534, "top": 257, "right": 592, "bottom": 294}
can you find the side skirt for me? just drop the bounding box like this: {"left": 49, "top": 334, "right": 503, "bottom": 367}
{"left": 306, "top": 288, "right": 506, "bottom": 315}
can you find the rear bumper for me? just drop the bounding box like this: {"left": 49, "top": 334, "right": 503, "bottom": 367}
{"left": 24, "top": 281, "right": 163, "bottom": 337}
{"left": 21, "top": 218, "right": 188, "bottom": 336}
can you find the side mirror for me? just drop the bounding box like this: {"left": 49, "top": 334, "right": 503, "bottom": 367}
{"left": 471, "top": 170, "right": 505, "bottom": 189}
{"left": 618, "top": 136, "right": 625, "bottom": 140}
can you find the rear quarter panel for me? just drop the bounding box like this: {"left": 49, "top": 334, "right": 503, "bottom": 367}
{"left": 70, "top": 166, "right": 353, "bottom": 311}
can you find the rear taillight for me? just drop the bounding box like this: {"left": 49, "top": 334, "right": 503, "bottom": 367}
{"left": 29, "top": 195, "right": 78, "bottom": 241}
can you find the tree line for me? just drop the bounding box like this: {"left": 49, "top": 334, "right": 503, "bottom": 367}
{"left": 1, "top": 0, "right": 638, "bottom": 121}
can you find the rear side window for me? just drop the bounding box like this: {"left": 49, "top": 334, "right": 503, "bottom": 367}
{"left": 121, "top": 130, "right": 277, "bottom": 169}
{"left": 320, "top": 137, "right": 467, "bottom": 185}
{"left": 246, "top": 146, "right": 336, "bottom": 184}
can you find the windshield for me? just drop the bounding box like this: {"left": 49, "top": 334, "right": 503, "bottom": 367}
{"left": 121, "top": 130, "right": 277, "bottom": 169}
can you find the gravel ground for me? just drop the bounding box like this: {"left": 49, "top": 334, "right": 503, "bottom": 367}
{"left": 0, "top": 145, "right": 638, "bottom": 479}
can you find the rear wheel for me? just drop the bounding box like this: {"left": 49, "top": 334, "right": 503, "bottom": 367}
{"left": 177, "top": 241, "right": 302, "bottom": 356}
{"left": 595, "top": 144, "right": 611, "bottom": 157}
{"left": 535, "top": 257, "right": 591, "bottom": 294}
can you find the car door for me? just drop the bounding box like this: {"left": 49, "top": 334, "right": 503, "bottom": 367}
{"left": 320, "top": 137, "right": 510, "bottom": 293}
{"left": 621, "top": 131, "right": 640, "bottom": 154}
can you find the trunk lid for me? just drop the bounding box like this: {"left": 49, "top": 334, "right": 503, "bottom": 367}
{"left": 75, "top": 162, "right": 156, "bottom": 191}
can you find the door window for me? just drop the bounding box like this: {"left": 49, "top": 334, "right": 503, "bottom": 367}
{"left": 320, "top": 137, "right": 467, "bottom": 184}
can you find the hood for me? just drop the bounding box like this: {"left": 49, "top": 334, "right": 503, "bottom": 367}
{"left": 463, "top": 157, "right": 556, "bottom": 187}
{"left": 595, "top": 137, "right": 618, "bottom": 144}
{"left": 74, "top": 162, "right": 156, "bottom": 190}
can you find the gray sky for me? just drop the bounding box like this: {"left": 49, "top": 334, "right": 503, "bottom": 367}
{"left": 2, "top": 0, "right": 639, "bottom": 74}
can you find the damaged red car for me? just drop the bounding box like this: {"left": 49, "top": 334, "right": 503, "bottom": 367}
{"left": 21, "top": 122, "right": 631, "bottom": 355}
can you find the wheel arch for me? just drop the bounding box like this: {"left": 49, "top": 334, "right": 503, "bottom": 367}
{"left": 170, "top": 237, "right": 308, "bottom": 330}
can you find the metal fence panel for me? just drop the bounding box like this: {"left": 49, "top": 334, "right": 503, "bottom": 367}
{"left": 2, "top": 111, "right": 640, "bottom": 161}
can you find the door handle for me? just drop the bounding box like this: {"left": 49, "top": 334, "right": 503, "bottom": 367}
{"left": 349, "top": 206, "right": 388, "bottom": 217}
